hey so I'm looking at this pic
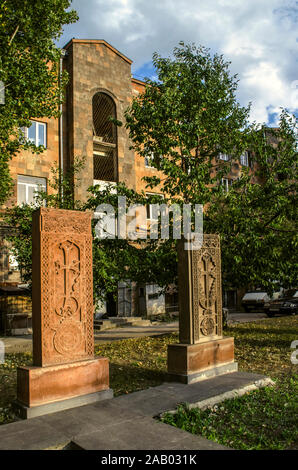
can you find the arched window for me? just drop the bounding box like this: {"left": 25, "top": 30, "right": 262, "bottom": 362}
{"left": 92, "top": 92, "right": 117, "bottom": 182}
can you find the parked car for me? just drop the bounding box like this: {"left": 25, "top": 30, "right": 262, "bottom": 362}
{"left": 241, "top": 291, "right": 270, "bottom": 312}
{"left": 264, "top": 289, "right": 298, "bottom": 317}
{"left": 241, "top": 289, "right": 282, "bottom": 312}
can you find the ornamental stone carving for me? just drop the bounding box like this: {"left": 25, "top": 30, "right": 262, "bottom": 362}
{"left": 178, "top": 234, "right": 222, "bottom": 344}
{"left": 32, "top": 208, "right": 94, "bottom": 367}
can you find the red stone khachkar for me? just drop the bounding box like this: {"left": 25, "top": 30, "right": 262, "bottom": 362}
{"left": 167, "top": 235, "right": 237, "bottom": 383}
{"left": 16, "top": 208, "right": 112, "bottom": 418}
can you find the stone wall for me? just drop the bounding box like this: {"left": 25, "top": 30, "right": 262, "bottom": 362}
{"left": 63, "top": 40, "right": 138, "bottom": 202}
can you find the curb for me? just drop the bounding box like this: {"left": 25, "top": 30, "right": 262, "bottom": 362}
{"left": 161, "top": 377, "right": 275, "bottom": 415}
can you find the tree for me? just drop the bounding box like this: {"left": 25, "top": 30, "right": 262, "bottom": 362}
{"left": 124, "top": 42, "right": 297, "bottom": 292}
{"left": 85, "top": 184, "right": 177, "bottom": 305}
{"left": 0, "top": 0, "right": 78, "bottom": 205}
{"left": 205, "top": 110, "right": 298, "bottom": 293}
{"left": 88, "top": 40, "right": 254, "bottom": 299}
{"left": 125, "top": 42, "right": 251, "bottom": 205}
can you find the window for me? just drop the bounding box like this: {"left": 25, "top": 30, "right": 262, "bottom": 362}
{"left": 240, "top": 151, "right": 249, "bottom": 166}
{"left": 147, "top": 284, "right": 163, "bottom": 301}
{"left": 148, "top": 293, "right": 159, "bottom": 300}
{"left": 218, "top": 153, "right": 230, "bottom": 161}
{"left": 144, "top": 152, "right": 154, "bottom": 168}
{"left": 144, "top": 152, "right": 163, "bottom": 169}
{"left": 92, "top": 92, "right": 117, "bottom": 182}
{"left": 22, "top": 121, "right": 47, "bottom": 147}
{"left": 17, "top": 175, "right": 46, "bottom": 206}
{"left": 221, "top": 178, "right": 233, "bottom": 193}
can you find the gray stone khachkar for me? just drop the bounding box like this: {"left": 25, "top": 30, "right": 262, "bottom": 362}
{"left": 16, "top": 208, "right": 112, "bottom": 419}
{"left": 167, "top": 234, "right": 237, "bottom": 383}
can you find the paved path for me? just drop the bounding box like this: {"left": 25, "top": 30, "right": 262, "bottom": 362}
{"left": 0, "top": 371, "right": 271, "bottom": 450}
{"left": 0, "top": 322, "right": 179, "bottom": 354}
{"left": 228, "top": 312, "right": 268, "bottom": 323}
{"left": 0, "top": 313, "right": 272, "bottom": 354}
{"left": 0, "top": 335, "right": 32, "bottom": 354}
{"left": 94, "top": 322, "right": 179, "bottom": 343}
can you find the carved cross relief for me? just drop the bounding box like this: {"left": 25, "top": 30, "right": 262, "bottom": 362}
{"left": 54, "top": 241, "right": 81, "bottom": 320}
{"left": 192, "top": 235, "right": 222, "bottom": 342}
{"left": 52, "top": 240, "right": 85, "bottom": 358}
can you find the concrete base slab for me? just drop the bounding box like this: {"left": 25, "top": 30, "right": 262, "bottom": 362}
{"left": 167, "top": 361, "right": 238, "bottom": 384}
{"left": 0, "top": 371, "right": 273, "bottom": 450}
{"left": 71, "top": 416, "right": 227, "bottom": 450}
{"left": 14, "top": 388, "right": 114, "bottom": 419}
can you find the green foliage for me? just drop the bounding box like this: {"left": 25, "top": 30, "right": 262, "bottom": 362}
{"left": 5, "top": 162, "right": 177, "bottom": 303}
{"left": 85, "top": 183, "right": 178, "bottom": 303}
{"left": 4, "top": 39, "right": 297, "bottom": 299}
{"left": 91, "top": 41, "right": 250, "bottom": 293}
{"left": 36, "top": 157, "right": 85, "bottom": 210}
{"left": 205, "top": 110, "right": 298, "bottom": 292}
{"left": 0, "top": 0, "right": 78, "bottom": 205}
{"left": 161, "top": 375, "right": 298, "bottom": 450}
{"left": 125, "top": 42, "right": 251, "bottom": 204}
{"left": 4, "top": 157, "right": 84, "bottom": 287}
{"left": 4, "top": 204, "right": 34, "bottom": 284}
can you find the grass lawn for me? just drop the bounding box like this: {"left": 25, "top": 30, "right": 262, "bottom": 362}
{"left": 160, "top": 376, "right": 297, "bottom": 450}
{"left": 0, "top": 315, "right": 297, "bottom": 449}
{"left": 160, "top": 315, "right": 298, "bottom": 450}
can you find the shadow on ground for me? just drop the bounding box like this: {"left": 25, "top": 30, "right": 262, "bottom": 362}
{"left": 109, "top": 362, "right": 166, "bottom": 397}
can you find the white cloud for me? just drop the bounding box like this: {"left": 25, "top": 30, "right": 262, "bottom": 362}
{"left": 241, "top": 62, "right": 287, "bottom": 123}
{"left": 60, "top": 0, "right": 298, "bottom": 124}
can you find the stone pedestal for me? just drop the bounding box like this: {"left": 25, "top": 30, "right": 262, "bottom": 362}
{"left": 16, "top": 358, "right": 112, "bottom": 418}
{"left": 16, "top": 208, "right": 112, "bottom": 418}
{"left": 167, "top": 235, "right": 237, "bottom": 383}
{"left": 168, "top": 337, "right": 237, "bottom": 384}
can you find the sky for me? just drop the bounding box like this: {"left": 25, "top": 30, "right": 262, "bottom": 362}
{"left": 58, "top": 0, "right": 298, "bottom": 126}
